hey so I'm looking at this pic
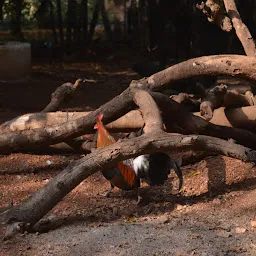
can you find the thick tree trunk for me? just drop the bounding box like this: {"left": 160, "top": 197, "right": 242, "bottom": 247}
{"left": 66, "top": 0, "right": 73, "bottom": 54}
{"left": 100, "top": 0, "right": 112, "bottom": 42}
{"left": 88, "top": 0, "right": 101, "bottom": 45}
{"left": 138, "top": 0, "right": 149, "bottom": 49}
{"left": 9, "top": 0, "right": 24, "bottom": 40}
{"left": 0, "top": 0, "right": 5, "bottom": 21}
{"left": 49, "top": 1, "right": 58, "bottom": 44}
{"left": 56, "top": 0, "right": 64, "bottom": 56}
{"left": 66, "top": 0, "right": 77, "bottom": 54}
{"left": 81, "top": 0, "right": 88, "bottom": 44}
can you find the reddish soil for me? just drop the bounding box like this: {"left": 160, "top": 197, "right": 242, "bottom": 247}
{"left": 0, "top": 49, "right": 256, "bottom": 256}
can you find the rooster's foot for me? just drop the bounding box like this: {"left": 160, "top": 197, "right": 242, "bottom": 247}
{"left": 100, "top": 184, "right": 114, "bottom": 197}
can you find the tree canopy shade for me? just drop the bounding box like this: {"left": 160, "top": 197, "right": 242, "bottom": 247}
{"left": 2, "top": 0, "right": 256, "bottom": 241}
{"left": 0, "top": 0, "right": 255, "bottom": 58}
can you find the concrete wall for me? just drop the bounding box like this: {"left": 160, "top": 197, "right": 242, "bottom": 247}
{"left": 0, "top": 41, "right": 31, "bottom": 82}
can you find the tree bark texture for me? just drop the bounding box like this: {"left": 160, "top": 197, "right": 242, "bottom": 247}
{"left": 0, "top": 110, "right": 143, "bottom": 133}
{"left": 88, "top": 0, "right": 101, "bottom": 45}
{"left": 151, "top": 92, "right": 256, "bottom": 150}
{"left": 2, "top": 132, "right": 256, "bottom": 227}
{"left": 3, "top": 106, "right": 256, "bottom": 134}
{"left": 81, "top": 0, "right": 88, "bottom": 44}
{"left": 42, "top": 79, "right": 84, "bottom": 112}
{"left": 56, "top": 0, "right": 64, "bottom": 56}
{"left": 135, "top": 55, "right": 256, "bottom": 93}
{"left": 223, "top": 0, "right": 256, "bottom": 56}
{"left": 133, "top": 89, "right": 164, "bottom": 133}
{"left": 200, "top": 84, "right": 228, "bottom": 121}
{"left": 0, "top": 90, "right": 135, "bottom": 153}
{"left": 1, "top": 55, "right": 256, "bottom": 153}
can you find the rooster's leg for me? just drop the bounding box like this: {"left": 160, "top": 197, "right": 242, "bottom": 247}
{"left": 100, "top": 183, "right": 114, "bottom": 197}
{"left": 136, "top": 187, "right": 142, "bottom": 204}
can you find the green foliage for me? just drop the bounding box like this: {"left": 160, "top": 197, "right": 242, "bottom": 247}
{"left": 3, "top": 0, "right": 38, "bottom": 27}
{"left": 1, "top": 0, "right": 105, "bottom": 29}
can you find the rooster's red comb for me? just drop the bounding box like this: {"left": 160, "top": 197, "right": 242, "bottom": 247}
{"left": 94, "top": 114, "right": 104, "bottom": 129}
{"left": 98, "top": 114, "right": 103, "bottom": 121}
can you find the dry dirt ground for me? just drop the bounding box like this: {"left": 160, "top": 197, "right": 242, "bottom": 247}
{"left": 0, "top": 50, "right": 256, "bottom": 256}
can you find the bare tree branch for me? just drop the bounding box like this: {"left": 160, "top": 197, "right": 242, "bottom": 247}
{"left": 133, "top": 89, "right": 164, "bottom": 133}
{"left": 4, "top": 106, "right": 256, "bottom": 135}
{"left": 1, "top": 132, "right": 256, "bottom": 235}
{"left": 223, "top": 90, "right": 256, "bottom": 107}
{"left": 0, "top": 90, "right": 135, "bottom": 153}
{"left": 196, "top": 106, "right": 256, "bottom": 132}
{"left": 0, "top": 111, "right": 144, "bottom": 133}
{"left": 196, "top": 0, "right": 232, "bottom": 32}
{"left": 133, "top": 55, "right": 256, "bottom": 93}
{"left": 223, "top": 0, "right": 256, "bottom": 56}
{"left": 42, "top": 79, "right": 85, "bottom": 112}
{"left": 1, "top": 55, "right": 256, "bottom": 153}
{"left": 200, "top": 84, "right": 228, "bottom": 120}
{"left": 151, "top": 92, "right": 256, "bottom": 150}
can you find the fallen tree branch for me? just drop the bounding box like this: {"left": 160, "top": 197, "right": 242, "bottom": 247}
{"left": 133, "top": 89, "right": 164, "bottom": 133}
{"left": 134, "top": 55, "right": 256, "bottom": 94}
{"left": 223, "top": 90, "right": 255, "bottom": 107}
{"left": 2, "top": 100, "right": 256, "bottom": 152}
{"left": 1, "top": 55, "right": 256, "bottom": 153}
{"left": 223, "top": 0, "right": 256, "bottom": 56}
{"left": 1, "top": 132, "right": 256, "bottom": 233}
{"left": 170, "top": 93, "right": 201, "bottom": 112}
{"left": 41, "top": 79, "right": 100, "bottom": 153}
{"left": 3, "top": 102, "right": 256, "bottom": 143}
{"left": 42, "top": 79, "right": 85, "bottom": 112}
{"left": 151, "top": 92, "right": 256, "bottom": 150}
{"left": 195, "top": 106, "right": 256, "bottom": 132}
{"left": 0, "top": 89, "right": 135, "bottom": 153}
{"left": 42, "top": 78, "right": 88, "bottom": 152}
{"left": 0, "top": 110, "right": 144, "bottom": 133}
{"left": 200, "top": 84, "right": 227, "bottom": 120}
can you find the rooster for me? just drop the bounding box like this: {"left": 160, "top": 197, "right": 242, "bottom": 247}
{"left": 94, "top": 114, "right": 183, "bottom": 203}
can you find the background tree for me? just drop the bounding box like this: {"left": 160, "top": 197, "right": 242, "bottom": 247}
{"left": 56, "top": 0, "right": 64, "bottom": 56}
{"left": 0, "top": 0, "right": 5, "bottom": 21}
{"left": 5, "top": 0, "right": 24, "bottom": 40}
{"left": 1, "top": 0, "right": 254, "bottom": 59}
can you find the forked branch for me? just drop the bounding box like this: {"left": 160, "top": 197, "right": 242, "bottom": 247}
{"left": 132, "top": 89, "right": 164, "bottom": 133}
{"left": 1, "top": 55, "right": 256, "bottom": 153}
